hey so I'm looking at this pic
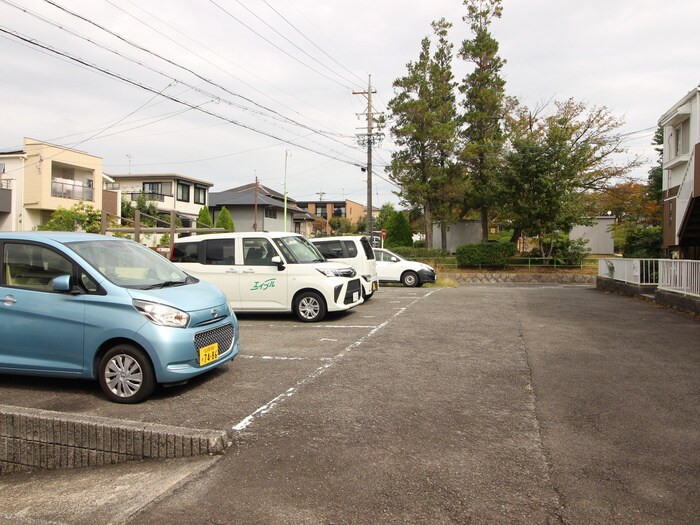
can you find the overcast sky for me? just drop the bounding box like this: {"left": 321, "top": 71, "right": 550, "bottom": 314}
{"left": 1, "top": 0, "right": 698, "bottom": 208}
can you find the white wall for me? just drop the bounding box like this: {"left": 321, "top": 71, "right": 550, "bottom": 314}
{"left": 570, "top": 217, "right": 616, "bottom": 255}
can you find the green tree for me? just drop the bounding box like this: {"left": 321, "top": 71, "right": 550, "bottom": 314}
{"left": 459, "top": 0, "right": 507, "bottom": 242}
{"left": 329, "top": 216, "right": 352, "bottom": 234}
{"left": 501, "top": 99, "right": 640, "bottom": 256}
{"left": 39, "top": 202, "right": 102, "bottom": 233}
{"left": 374, "top": 203, "right": 397, "bottom": 231}
{"left": 121, "top": 194, "right": 160, "bottom": 227}
{"left": 352, "top": 214, "right": 367, "bottom": 234}
{"left": 385, "top": 211, "right": 413, "bottom": 247}
{"left": 388, "top": 18, "right": 459, "bottom": 249}
{"left": 646, "top": 126, "right": 663, "bottom": 226}
{"left": 197, "top": 206, "right": 214, "bottom": 228}
{"left": 215, "top": 207, "right": 234, "bottom": 232}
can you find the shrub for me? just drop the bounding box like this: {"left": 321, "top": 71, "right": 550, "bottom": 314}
{"left": 622, "top": 227, "right": 663, "bottom": 258}
{"left": 456, "top": 242, "right": 517, "bottom": 268}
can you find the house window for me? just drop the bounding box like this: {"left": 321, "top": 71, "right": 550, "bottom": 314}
{"left": 177, "top": 182, "right": 191, "bottom": 202}
{"left": 143, "top": 182, "right": 162, "bottom": 195}
{"left": 265, "top": 208, "right": 277, "bottom": 219}
{"left": 194, "top": 186, "right": 206, "bottom": 205}
{"left": 673, "top": 120, "right": 690, "bottom": 157}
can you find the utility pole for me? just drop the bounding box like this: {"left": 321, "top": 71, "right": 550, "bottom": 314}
{"left": 354, "top": 75, "right": 383, "bottom": 238}
{"left": 316, "top": 190, "right": 325, "bottom": 201}
{"left": 283, "top": 150, "right": 291, "bottom": 232}
{"left": 253, "top": 175, "right": 259, "bottom": 232}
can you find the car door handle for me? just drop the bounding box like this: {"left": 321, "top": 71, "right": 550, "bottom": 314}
{"left": 2, "top": 295, "right": 16, "bottom": 305}
{"left": 242, "top": 269, "right": 255, "bottom": 273}
{"left": 225, "top": 269, "right": 238, "bottom": 274}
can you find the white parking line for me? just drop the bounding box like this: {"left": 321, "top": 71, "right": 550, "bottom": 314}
{"left": 232, "top": 290, "right": 438, "bottom": 432}
{"left": 239, "top": 355, "right": 332, "bottom": 361}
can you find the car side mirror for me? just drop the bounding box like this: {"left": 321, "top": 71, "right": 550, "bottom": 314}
{"left": 271, "top": 255, "right": 285, "bottom": 271}
{"left": 51, "top": 274, "right": 77, "bottom": 293}
{"left": 391, "top": 257, "right": 398, "bottom": 262}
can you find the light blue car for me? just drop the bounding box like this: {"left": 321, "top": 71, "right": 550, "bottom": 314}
{"left": 0, "top": 232, "right": 239, "bottom": 403}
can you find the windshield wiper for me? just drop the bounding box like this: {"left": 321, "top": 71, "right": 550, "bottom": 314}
{"left": 142, "top": 279, "right": 188, "bottom": 290}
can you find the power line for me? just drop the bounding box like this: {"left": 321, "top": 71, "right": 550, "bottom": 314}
{"left": 31, "top": 0, "right": 351, "bottom": 146}
{"left": 230, "top": 0, "right": 364, "bottom": 90}
{"left": 207, "top": 0, "right": 351, "bottom": 90}
{"left": 0, "top": 25, "right": 364, "bottom": 167}
{"left": 111, "top": 0, "right": 355, "bottom": 129}
{"left": 259, "top": 0, "right": 366, "bottom": 89}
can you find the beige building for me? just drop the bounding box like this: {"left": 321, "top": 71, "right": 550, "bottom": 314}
{"left": 296, "top": 199, "right": 372, "bottom": 235}
{"left": 0, "top": 138, "right": 110, "bottom": 232}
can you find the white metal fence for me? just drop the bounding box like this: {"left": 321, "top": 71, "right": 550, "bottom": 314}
{"left": 658, "top": 260, "right": 700, "bottom": 298}
{"left": 599, "top": 258, "right": 700, "bottom": 298}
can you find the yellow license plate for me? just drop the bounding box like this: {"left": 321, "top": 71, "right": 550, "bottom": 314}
{"left": 198, "top": 343, "right": 219, "bottom": 366}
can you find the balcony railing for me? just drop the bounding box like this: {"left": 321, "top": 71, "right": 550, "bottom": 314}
{"left": 126, "top": 192, "right": 166, "bottom": 202}
{"left": 599, "top": 258, "right": 700, "bottom": 298}
{"left": 51, "top": 180, "right": 94, "bottom": 201}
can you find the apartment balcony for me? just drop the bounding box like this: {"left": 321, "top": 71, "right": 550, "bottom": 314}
{"left": 51, "top": 178, "right": 94, "bottom": 201}
{"left": 0, "top": 180, "right": 11, "bottom": 213}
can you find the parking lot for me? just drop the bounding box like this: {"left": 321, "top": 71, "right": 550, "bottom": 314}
{"left": 1, "top": 283, "right": 699, "bottom": 524}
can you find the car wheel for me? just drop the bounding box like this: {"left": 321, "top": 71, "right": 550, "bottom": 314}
{"left": 294, "top": 291, "right": 326, "bottom": 322}
{"left": 362, "top": 289, "right": 374, "bottom": 301}
{"left": 98, "top": 344, "right": 155, "bottom": 404}
{"left": 401, "top": 270, "right": 419, "bottom": 287}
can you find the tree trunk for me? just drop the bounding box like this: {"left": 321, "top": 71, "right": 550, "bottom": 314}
{"left": 424, "top": 204, "right": 432, "bottom": 248}
{"left": 441, "top": 223, "right": 448, "bottom": 251}
{"left": 480, "top": 206, "right": 489, "bottom": 242}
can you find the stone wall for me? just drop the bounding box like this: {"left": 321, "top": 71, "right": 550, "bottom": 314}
{"left": 443, "top": 272, "right": 596, "bottom": 285}
{"left": 0, "top": 405, "right": 227, "bottom": 474}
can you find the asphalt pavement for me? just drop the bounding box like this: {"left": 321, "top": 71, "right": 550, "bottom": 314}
{"left": 0, "top": 284, "right": 698, "bottom": 524}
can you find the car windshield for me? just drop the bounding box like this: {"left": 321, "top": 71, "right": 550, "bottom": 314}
{"left": 273, "top": 235, "right": 325, "bottom": 264}
{"left": 67, "top": 239, "right": 190, "bottom": 289}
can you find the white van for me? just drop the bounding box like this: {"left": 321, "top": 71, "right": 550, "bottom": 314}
{"left": 170, "top": 232, "right": 363, "bottom": 322}
{"left": 310, "top": 235, "right": 379, "bottom": 299}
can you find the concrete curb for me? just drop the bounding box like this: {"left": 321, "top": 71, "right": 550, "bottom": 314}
{"left": 0, "top": 404, "right": 228, "bottom": 474}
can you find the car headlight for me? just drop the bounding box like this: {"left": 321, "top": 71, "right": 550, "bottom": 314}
{"left": 133, "top": 299, "right": 190, "bottom": 328}
{"left": 316, "top": 268, "right": 356, "bottom": 278}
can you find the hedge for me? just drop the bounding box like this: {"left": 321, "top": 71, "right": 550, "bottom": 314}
{"left": 456, "top": 242, "right": 517, "bottom": 268}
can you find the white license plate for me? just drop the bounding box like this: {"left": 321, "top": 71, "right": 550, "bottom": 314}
{"left": 353, "top": 292, "right": 359, "bottom": 302}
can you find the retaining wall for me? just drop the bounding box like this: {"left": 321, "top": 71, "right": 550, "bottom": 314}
{"left": 0, "top": 405, "right": 228, "bottom": 474}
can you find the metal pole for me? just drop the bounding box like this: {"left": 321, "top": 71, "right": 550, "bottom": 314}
{"left": 284, "top": 150, "right": 290, "bottom": 232}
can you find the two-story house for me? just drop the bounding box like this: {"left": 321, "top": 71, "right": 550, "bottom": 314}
{"left": 109, "top": 173, "right": 214, "bottom": 227}
{"left": 0, "top": 138, "right": 117, "bottom": 232}
{"left": 659, "top": 85, "right": 700, "bottom": 259}
{"left": 210, "top": 182, "right": 314, "bottom": 235}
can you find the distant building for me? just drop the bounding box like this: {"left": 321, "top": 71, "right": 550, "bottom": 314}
{"left": 109, "top": 172, "right": 214, "bottom": 226}
{"left": 431, "top": 220, "right": 482, "bottom": 253}
{"left": 210, "top": 183, "right": 314, "bottom": 235}
{"left": 295, "top": 198, "right": 374, "bottom": 235}
{"left": 570, "top": 216, "right": 616, "bottom": 255}
{"left": 0, "top": 138, "right": 115, "bottom": 232}
{"left": 659, "top": 85, "right": 700, "bottom": 259}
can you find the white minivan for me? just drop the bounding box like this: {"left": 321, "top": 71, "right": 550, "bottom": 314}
{"left": 170, "top": 232, "right": 363, "bottom": 322}
{"left": 309, "top": 235, "right": 379, "bottom": 299}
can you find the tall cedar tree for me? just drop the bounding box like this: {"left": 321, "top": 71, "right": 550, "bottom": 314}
{"left": 388, "top": 19, "right": 458, "bottom": 249}
{"left": 459, "top": 0, "right": 506, "bottom": 242}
